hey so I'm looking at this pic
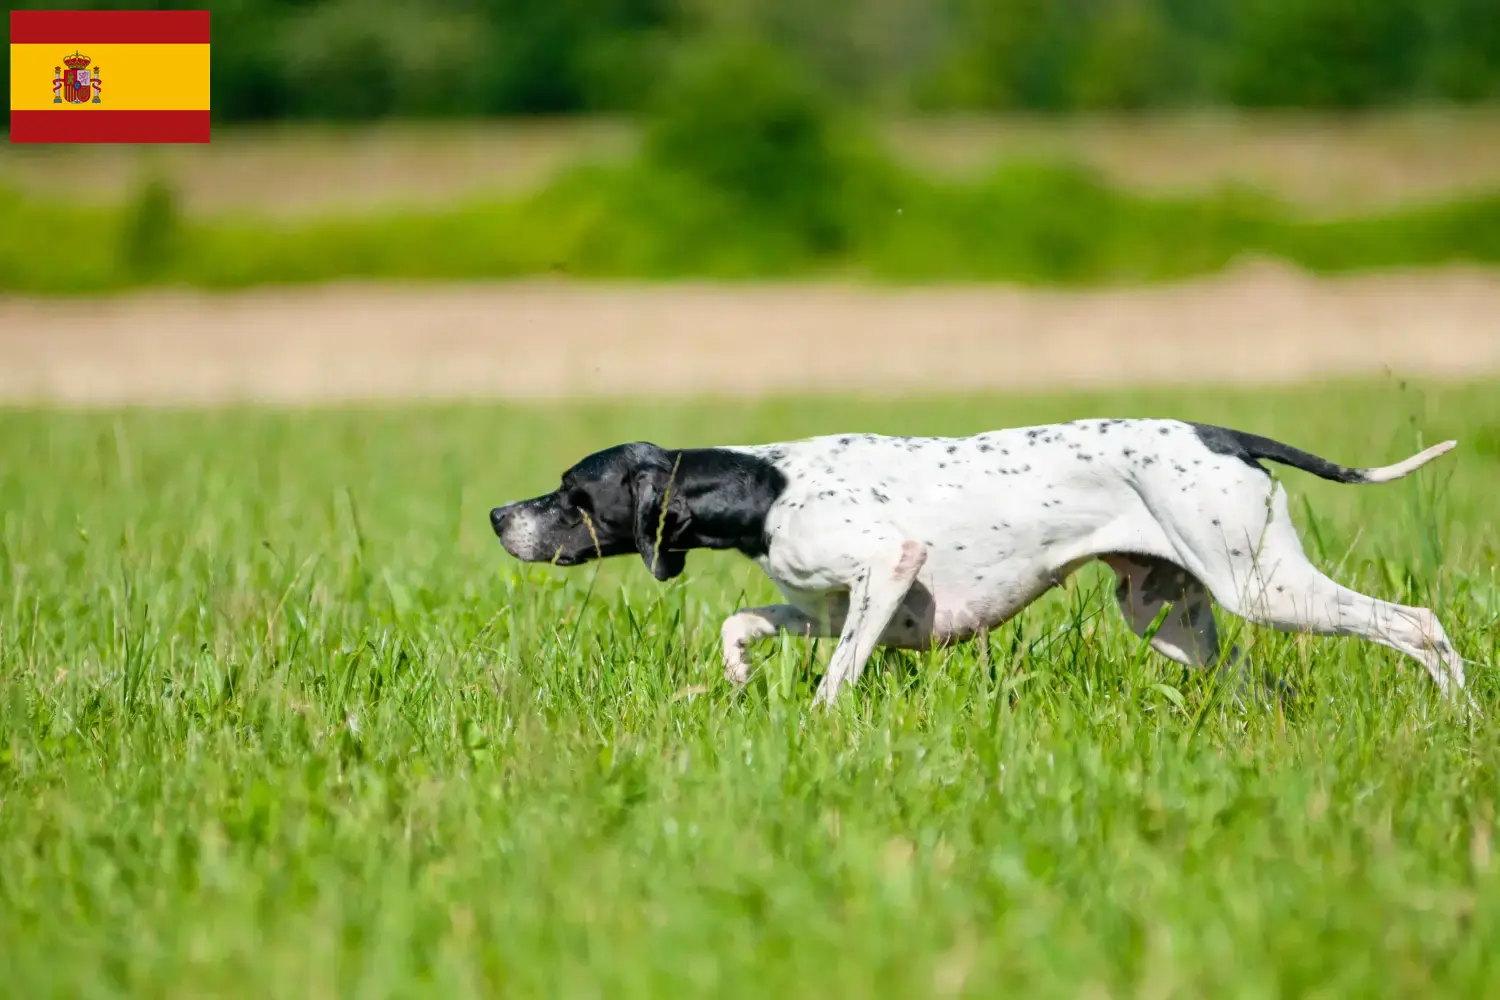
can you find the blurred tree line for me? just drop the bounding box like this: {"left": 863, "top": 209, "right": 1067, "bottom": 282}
{"left": 5, "top": 0, "right": 1498, "bottom": 121}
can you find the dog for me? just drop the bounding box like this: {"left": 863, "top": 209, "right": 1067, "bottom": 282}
{"left": 490, "top": 419, "right": 1468, "bottom": 709}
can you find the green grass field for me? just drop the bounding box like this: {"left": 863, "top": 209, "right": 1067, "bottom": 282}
{"left": 3, "top": 380, "right": 1500, "bottom": 998}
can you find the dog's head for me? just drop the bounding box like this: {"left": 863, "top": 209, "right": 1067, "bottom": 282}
{"left": 490, "top": 442, "right": 692, "bottom": 581}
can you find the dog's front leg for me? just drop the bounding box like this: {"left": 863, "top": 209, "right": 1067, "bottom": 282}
{"left": 721, "top": 604, "right": 836, "bottom": 685}
{"left": 813, "top": 540, "right": 928, "bottom": 708}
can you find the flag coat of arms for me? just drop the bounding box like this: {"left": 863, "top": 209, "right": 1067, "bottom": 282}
{"left": 10, "top": 10, "right": 210, "bottom": 143}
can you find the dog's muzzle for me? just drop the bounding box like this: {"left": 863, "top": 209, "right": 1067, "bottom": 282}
{"left": 490, "top": 503, "right": 533, "bottom": 559}
{"left": 489, "top": 504, "right": 514, "bottom": 536}
{"left": 490, "top": 501, "right": 560, "bottom": 563}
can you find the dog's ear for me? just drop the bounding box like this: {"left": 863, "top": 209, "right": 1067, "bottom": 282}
{"left": 632, "top": 461, "right": 691, "bottom": 581}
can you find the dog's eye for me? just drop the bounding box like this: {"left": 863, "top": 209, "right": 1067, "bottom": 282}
{"left": 564, "top": 488, "right": 591, "bottom": 512}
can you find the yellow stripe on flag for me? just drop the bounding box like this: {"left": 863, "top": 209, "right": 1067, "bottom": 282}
{"left": 9, "top": 43, "right": 210, "bottom": 111}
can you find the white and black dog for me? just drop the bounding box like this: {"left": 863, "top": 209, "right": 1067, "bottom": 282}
{"left": 490, "top": 419, "right": 1468, "bottom": 708}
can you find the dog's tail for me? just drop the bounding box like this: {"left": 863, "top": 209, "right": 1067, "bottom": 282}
{"left": 1205, "top": 425, "right": 1457, "bottom": 484}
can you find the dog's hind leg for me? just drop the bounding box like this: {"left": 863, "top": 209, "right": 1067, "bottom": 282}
{"left": 1103, "top": 555, "right": 1237, "bottom": 671}
{"left": 1101, "top": 554, "right": 1279, "bottom": 704}
{"left": 1177, "top": 481, "right": 1472, "bottom": 708}
{"left": 813, "top": 540, "right": 928, "bottom": 707}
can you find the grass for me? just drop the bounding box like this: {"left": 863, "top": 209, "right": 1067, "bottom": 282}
{"left": 4, "top": 159, "right": 1500, "bottom": 294}
{"left": 2, "top": 379, "right": 1500, "bottom": 997}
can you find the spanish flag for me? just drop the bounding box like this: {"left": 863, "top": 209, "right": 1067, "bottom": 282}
{"left": 9, "top": 10, "right": 210, "bottom": 144}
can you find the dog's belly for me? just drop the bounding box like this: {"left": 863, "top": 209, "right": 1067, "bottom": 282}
{"left": 769, "top": 555, "right": 1067, "bottom": 650}
{"left": 756, "top": 470, "right": 1159, "bottom": 649}
{"left": 919, "top": 554, "right": 1067, "bottom": 645}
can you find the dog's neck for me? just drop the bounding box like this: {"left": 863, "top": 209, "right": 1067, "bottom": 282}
{"left": 666, "top": 448, "right": 789, "bottom": 558}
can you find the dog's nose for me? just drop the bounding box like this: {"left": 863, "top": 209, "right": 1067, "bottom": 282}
{"left": 490, "top": 505, "right": 512, "bottom": 535}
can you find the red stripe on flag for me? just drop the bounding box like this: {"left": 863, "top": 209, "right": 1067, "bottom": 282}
{"left": 9, "top": 110, "right": 211, "bottom": 144}
{"left": 10, "top": 10, "right": 210, "bottom": 45}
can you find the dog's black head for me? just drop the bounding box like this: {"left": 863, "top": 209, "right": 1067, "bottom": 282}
{"left": 490, "top": 442, "right": 694, "bottom": 581}
{"left": 491, "top": 442, "right": 788, "bottom": 581}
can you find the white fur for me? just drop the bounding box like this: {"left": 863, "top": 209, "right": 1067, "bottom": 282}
{"left": 718, "top": 418, "right": 1468, "bottom": 709}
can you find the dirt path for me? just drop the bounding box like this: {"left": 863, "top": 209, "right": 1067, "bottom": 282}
{"left": 4, "top": 263, "right": 1499, "bottom": 406}
{"left": 6, "top": 113, "right": 1499, "bottom": 216}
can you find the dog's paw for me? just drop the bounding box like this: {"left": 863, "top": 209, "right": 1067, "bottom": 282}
{"left": 720, "top": 633, "right": 753, "bottom": 685}
{"left": 722, "top": 653, "right": 752, "bottom": 686}
{"left": 720, "top": 617, "right": 756, "bottom": 685}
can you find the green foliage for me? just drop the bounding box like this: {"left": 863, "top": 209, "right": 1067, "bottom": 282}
{"left": 119, "top": 175, "right": 183, "bottom": 279}
{"left": 3, "top": 153, "right": 1500, "bottom": 292}
{"left": 4, "top": 0, "right": 1499, "bottom": 119}
{"left": 5, "top": 46, "right": 1500, "bottom": 292}
{"left": 0, "top": 184, "right": 120, "bottom": 292}
{"left": 2, "top": 382, "right": 1499, "bottom": 995}
{"left": 920, "top": 0, "right": 1191, "bottom": 111}
{"left": 854, "top": 162, "right": 1281, "bottom": 283}
{"left": 5, "top": 4, "right": 1497, "bottom": 292}
{"left": 642, "top": 41, "right": 895, "bottom": 256}
{"left": 1224, "top": 0, "right": 1426, "bottom": 108}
